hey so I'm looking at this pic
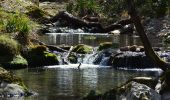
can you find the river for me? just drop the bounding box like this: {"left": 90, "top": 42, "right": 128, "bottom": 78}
{"left": 13, "top": 33, "right": 163, "bottom": 99}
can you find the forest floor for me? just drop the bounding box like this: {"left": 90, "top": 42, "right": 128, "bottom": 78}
{"left": 39, "top": 1, "right": 68, "bottom": 16}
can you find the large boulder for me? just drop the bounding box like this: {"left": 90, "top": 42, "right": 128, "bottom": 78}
{"left": 26, "top": 45, "right": 59, "bottom": 66}
{"left": 123, "top": 81, "right": 161, "bottom": 100}
{"left": 72, "top": 44, "right": 93, "bottom": 54}
{"left": 112, "top": 51, "right": 158, "bottom": 69}
{"left": 0, "top": 67, "right": 30, "bottom": 97}
{"left": 84, "top": 77, "right": 159, "bottom": 100}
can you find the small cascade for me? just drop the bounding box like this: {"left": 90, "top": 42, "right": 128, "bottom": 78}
{"left": 99, "top": 57, "right": 110, "bottom": 66}
{"left": 77, "top": 48, "right": 98, "bottom": 64}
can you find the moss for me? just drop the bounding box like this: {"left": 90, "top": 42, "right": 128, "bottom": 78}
{"left": 1, "top": 55, "right": 28, "bottom": 69}
{"left": 98, "top": 42, "right": 119, "bottom": 51}
{"left": 0, "top": 67, "right": 28, "bottom": 92}
{"left": 0, "top": 35, "right": 19, "bottom": 62}
{"left": 30, "top": 45, "right": 48, "bottom": 54}
{"left": 68, "top": 53, "right": 78, "bottom": 63}
{"left": 27, "top": 46, "right": 59, "bottom": 66}
{"left": 26, "top": 6, "right": 50, "bottom": 23}
{"left": 72, "top": 44, "right": 93, "bottom": 54}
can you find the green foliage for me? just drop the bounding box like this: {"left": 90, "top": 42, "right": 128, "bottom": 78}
{"left": 134, "top": 0, "right": 168, "bottom": 17}
{"left": 67, "top": 0, "right": 100, "bottom": 17}
{"left": 0, "top": 55, "right": 28, "bottom": 69}
{"left": 0, "top": 35, "right": 19, "bottom": 62}
{"left": 5, "top": 13, "right": 31, "bottom": 33}
{"left": 67, "top": 0, "right": 168, "bottom": 19}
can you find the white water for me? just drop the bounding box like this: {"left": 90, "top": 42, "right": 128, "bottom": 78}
{"left": 44, "top": 64, "right": 111, "bottom": 69}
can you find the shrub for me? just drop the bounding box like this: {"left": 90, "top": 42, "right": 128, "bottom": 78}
{"left": 0, "top": 35, "right": 19, "bottom": 62}
{"left": 5, "top": 13, "right": 31, "bottom": 33}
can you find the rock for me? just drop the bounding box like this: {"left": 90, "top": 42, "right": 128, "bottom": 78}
{"left": 68, "top": 53, "right": 78, "bottom": 64}
{"left": 120, "top": 46, "right": 130, "bottom": 51}
{"left": 0, "top": 67, "right": 30, "bottom": 97}
{"left": 1, "top": 55, "right": 28, "bottom": 69}
{"left": 93, "top": 49, "right": 114, "bottom": 65}
{"left": 132, "top": 77, "right": 158, "bottom": 89}
{"left": 159, "top": 70, "right": 170, "bottom": 95}
{"left": 72, "top": 44, "right": 93, "bottom": 54}
{"left": 98, "top": 42, "right": 119, "bottom": 51}
{"left": 129, "top": 45, "right": 137, "bottom": 52}
{"left": 123, "top": 81, "right": 161, "bottom": 100}
{"left": 26, "top": 45, "right": 59, "bottom": 66}
{"left": 83, "top": 90, "right": 102, "bottom": 100}
{"left": 112, "top": 52, "right": 157, "bottom": 68}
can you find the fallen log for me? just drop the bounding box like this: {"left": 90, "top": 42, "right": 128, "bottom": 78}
{"left": 50, "top": 11, "right": 133, "bottom": 33}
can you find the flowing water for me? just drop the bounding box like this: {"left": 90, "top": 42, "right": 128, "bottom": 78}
{"left": 13, "top": 32, "right": 163, "bottom": 99}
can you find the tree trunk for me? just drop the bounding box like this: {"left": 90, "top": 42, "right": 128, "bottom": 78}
{"left": 125, "top": 0, "right": 169, "bottom": 71}
{"left": 50, "top": 11, "right": 133, "bottom": 33}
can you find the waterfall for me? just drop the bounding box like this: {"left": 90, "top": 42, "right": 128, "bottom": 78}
{"left": 99, "top": 57, "right": 110, "bottom": 66}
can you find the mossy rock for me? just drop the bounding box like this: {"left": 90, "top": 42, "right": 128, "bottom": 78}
{"left": 1, "top": 55, "right": 28, "bottom": 69}
{"left": 68, "top": 53, "right": 78, "bottom": 64}
{"left": 0, "top": 35, "right": 19, "bottom": 62}
{"left": 27, "top": 45, "right": 59, "bottom": 66}
{"left": 98, "top": 42, "right": 119, "bottom": 51}
{"left": 0, "top": 67, "right": 28, "bottom": 93}
{"left": 72, "top": 44, "right": 93, "bottom": 54}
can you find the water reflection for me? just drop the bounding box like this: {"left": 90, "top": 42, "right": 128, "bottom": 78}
{"left": 14, "top": 67, "right": 161, "bottom": 99}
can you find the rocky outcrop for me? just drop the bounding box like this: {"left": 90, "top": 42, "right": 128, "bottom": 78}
{"left": 26, "top": 45, "right": 59, "bottom": 66}
{"left": 0, "top": 67, "right": 31, "bottom": 97}
{"left": 112, "top": 52, "right": 158, "bottom": 68}
{"left": 84, "top": 77, "right": 160, "bottom": 100}
{"left": 123, "top": 81, "right": 161, "bottom": 100}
